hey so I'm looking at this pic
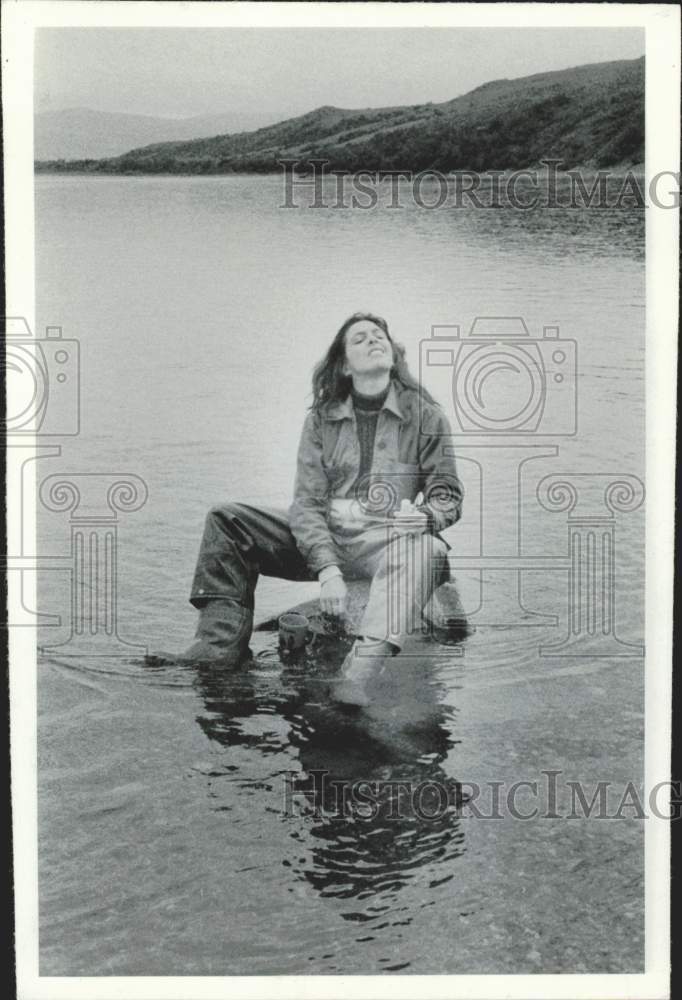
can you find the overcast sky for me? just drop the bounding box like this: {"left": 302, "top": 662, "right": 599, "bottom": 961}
{"left": 35, "top": 27, "right": 645, "bottom": 120}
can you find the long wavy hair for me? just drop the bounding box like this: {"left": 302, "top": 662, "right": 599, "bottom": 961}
{"left": 310, "top": 312, "right": 437, "bottom": 411}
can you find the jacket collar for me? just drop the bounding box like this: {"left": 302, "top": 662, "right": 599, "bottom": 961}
{"left": 324, "top": 380, "right": 404, "bottom": 422}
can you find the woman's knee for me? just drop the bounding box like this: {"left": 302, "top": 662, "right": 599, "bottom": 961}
{"left": 388, "top": 532, "right": 447, "bottom": 560}
{"left": 206, "top": 501, "right": 241, "bottom": 524}
{"left": 424, "top": 534, "right": 448, "bottom": 561}
{"left": 202, "top": 502, "right": 247, "bottom": 546}
{"left": 382, "top": 534, "right": 448, "bottom": 585}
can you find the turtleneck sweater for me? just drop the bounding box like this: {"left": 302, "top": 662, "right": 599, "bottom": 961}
{"left": 351, "top": 384, "right": 390, "bottom": 492}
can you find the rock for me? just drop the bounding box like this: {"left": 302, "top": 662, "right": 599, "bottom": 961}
{"left": 255, "top": 578, "right": 471, "bottom": 643}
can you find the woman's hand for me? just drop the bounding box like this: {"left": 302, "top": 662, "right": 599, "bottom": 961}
{"left": 328, "top": 498, "right": 372, "bottom": 530}
{"left": 320, "top": 573, "right": 348, "bottom": 617}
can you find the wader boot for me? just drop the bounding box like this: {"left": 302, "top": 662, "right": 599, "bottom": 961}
{"left": 333, "top": 638, "right": 398, "bottom": 707}
{"left": 145, "top": 599, "right": 253, "bottom": 668}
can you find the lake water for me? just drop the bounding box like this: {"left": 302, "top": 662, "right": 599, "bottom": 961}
{"left": 34, "top": 175, "right": 645, "bottom": 975}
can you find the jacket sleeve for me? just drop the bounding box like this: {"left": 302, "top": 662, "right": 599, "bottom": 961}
{"left": 288, "top": 410, "right": 340, "bottom": 576}
{"left": 418, "top": 404, "right": 464, "bottom": 534}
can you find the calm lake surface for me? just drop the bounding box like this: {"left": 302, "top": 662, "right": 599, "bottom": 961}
{"left": 35, "top": 175, "right": 645, "bottom": 975}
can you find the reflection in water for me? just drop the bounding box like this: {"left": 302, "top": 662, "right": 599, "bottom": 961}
{"left": 192, "top": 638, "right": 466, "bottom": 937}
{"left": 289, "top": 707, "right": 465, "bottom": 916}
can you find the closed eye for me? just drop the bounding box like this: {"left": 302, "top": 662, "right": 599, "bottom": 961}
{"left": 350, "top": 326, "right": 388, "bottom": 346}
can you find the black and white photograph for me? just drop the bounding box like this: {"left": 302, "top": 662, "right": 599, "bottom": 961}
{"left": 4, "top": 1, "right": 678, "bottom": 997}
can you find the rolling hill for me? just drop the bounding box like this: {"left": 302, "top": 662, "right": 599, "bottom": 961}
{"left": 35, "top": 56, "right": 644, "bottom": 174}
{"left": 34, "top": 107, "right": 291, "bottom": 161}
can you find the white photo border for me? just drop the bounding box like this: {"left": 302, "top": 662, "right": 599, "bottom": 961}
{"left": 4, "top": 2, "right": 679, "bottom": 999}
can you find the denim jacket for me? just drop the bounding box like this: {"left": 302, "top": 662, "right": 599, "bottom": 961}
{"left": 289, "top": 380, "right": 463, "bottom": 575}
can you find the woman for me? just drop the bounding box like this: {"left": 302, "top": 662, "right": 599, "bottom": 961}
{"left": 148, "top": 313, "right": 463, "bottom": 704}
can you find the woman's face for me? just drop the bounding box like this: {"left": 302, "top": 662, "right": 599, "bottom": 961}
{"left": 342, "top": 319, "right": 393, "bottom": 379}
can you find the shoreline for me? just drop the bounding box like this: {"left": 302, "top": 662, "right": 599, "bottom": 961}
{"left": 34, "top": 164, "right": 645, "bottom": 179}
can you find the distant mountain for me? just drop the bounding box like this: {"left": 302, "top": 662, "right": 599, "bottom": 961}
{"left": 34, "top": 107, "right": 289, "bottom": 161}
{"left": 36, "top": 57, "right": 644, "bottom": 174}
